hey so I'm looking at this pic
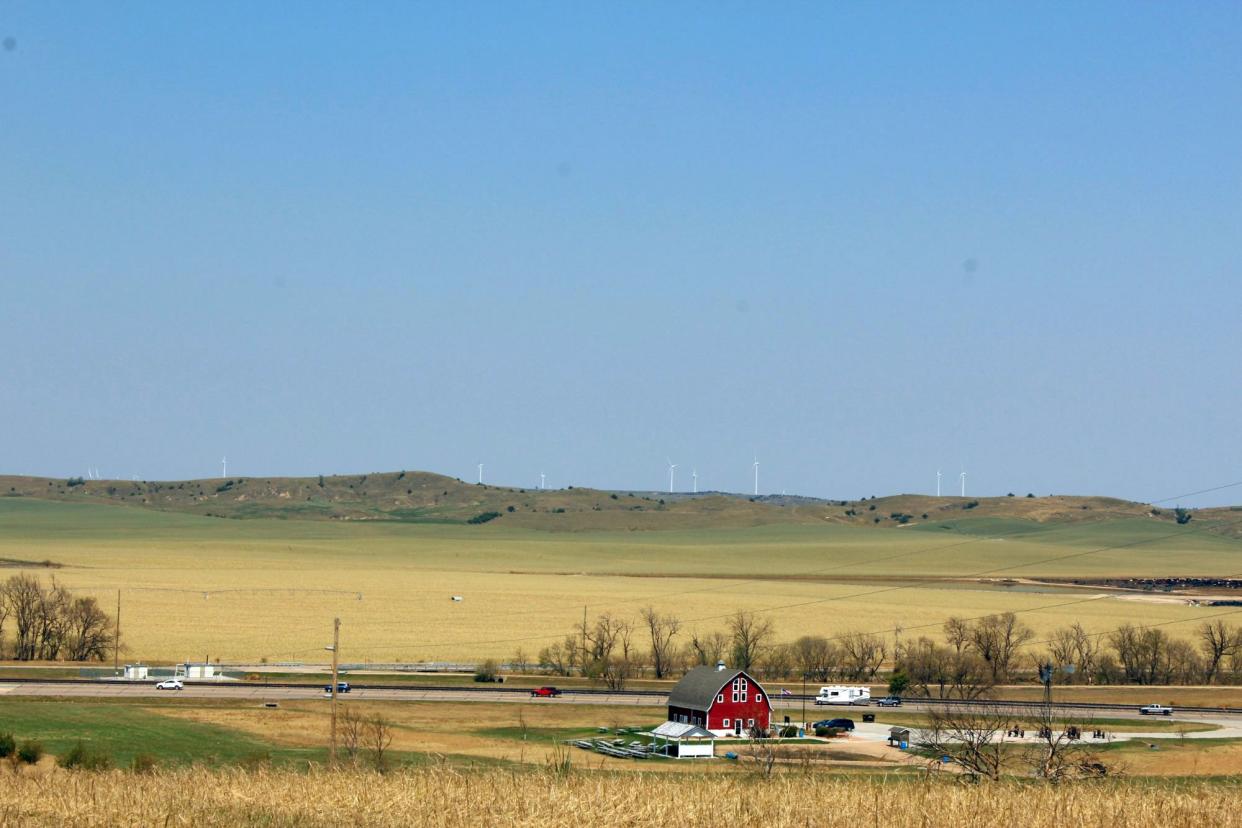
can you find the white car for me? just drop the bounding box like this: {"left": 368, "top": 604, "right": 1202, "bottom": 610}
{"left": 155, "top": 679, "right": 183, "bottom": 690}
{"left": 1139, "top": 703, "right": 1172, "bottom": 716}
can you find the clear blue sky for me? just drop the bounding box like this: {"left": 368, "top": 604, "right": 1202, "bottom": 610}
{"left": 2, "top": 3, "right": 1239, "bottom": 505}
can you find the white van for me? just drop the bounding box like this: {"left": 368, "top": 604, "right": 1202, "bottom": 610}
{"left": 814, "top": 685, "right": 871, "bottom": 706}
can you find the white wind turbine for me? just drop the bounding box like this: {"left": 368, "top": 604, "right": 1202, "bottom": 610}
{"left": 667, "top": 459, "right": 678, "bottom": 493}
{"left": 539, "top": 472, "right": 546, "bottom": 490}
{"left": 960, "top": 469, "right": 967, "bottom": 498}
{"left": 937, "top": 469, "right": 942, "bottom": 497}
{"left": 477, "top": 463, "right": 484, "bottom": 484}
{"left": 692, "top": 468, "right": 698, "bottom": 494}
{"left": 752, "top": 455, "right": 760, "bottom": 496}
{"left": 221, "top": 457, "right": 227, "bottom": 478}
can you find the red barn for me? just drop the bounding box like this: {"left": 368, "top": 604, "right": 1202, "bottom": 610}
{"left": 667, "top": 664, "right": 772, "bottom": 737}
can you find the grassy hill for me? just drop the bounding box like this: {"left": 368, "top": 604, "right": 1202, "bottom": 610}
{"left": 0, "top": 471, "right": 1236, "bottom": 535}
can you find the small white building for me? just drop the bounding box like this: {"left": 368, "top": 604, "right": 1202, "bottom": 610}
{"left": 175, "top": 662, "right": 219, "bottom": 680}
{"left": 123, "top": 664, "right": 149, "bottom": 681}
{"left": 649, "top": 721, "right": 716, "bottom": 759}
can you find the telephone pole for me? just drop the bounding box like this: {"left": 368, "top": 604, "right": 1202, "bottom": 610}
{"left": 329, "top": 617, "right": 340, "bottom": 764}
{"left": 114, "top": 589, "right": 121, "bottom": 675}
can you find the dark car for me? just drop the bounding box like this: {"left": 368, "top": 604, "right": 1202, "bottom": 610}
{"left": 323, "top": 682, "right": 351, "bottom": 694}
{"left": 530, "top": 686, "right": 563, "bottom": 698}
{"left": 812, "top": 718, "right": 855, "bottom": 732}
{"left": 876, "top": 696, "right": 902, "bottom": 707}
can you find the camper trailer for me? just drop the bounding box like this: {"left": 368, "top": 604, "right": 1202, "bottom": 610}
{"left": 814, "top": 685, "right": 871, "bottom": 706}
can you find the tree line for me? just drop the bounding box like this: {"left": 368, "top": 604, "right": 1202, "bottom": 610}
{"left": 0, "top": 575, "right": 114, "bottom": 662}
{"left": 522, "top": 608, "right": 1242, "bottom": 691}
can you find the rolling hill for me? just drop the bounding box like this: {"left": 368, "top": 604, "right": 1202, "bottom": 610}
{"left": 0, "top": 471, "right": 1235, "bottom": 535}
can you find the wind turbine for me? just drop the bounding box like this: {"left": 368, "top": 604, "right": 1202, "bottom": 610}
{"left": 221, "top": 457, "right": 227, "bottom": 479}
{"left": 667, "top": 459, "right": 678, "bottom": 493}
{"left": 539, "top": 472, "right": 546, "bottom": 490}
{"left": 937, "top": 470, "right": 942, "bottom": 497}
{"left": 477, "top": 463, "right": 484, "bottom": 484}
{"left": 692, "top": 468, "right": 698, "bottom": 494}
{"left": 960, "top": 469, "right": 967, "bottom": 498}
{"left": 752, "top": 456, "right": 760, "bottom": 496}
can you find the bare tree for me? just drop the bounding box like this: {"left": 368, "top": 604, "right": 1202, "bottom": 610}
{"left": 727, "top": 611, "right": 774, "bottom": 671}
{"left": 968, "top": 613, "right": 1034, "bottom": 684}
{"left": 640, "top": 607, "right": 682, "bottom": 679}
{"left": 365, "top": 714, "right": 394, "bottom": 772}
{"left": 790, "top": 635, "right": 838, "bottom": 682}
{"left": 900, "top": 637, "right": 993, "bottom": 700}
{"left": 916, "top": 702, "right": 1013, "bottom": 781}
{"left": 943, "top": 616, "right": 970, "bottom": 655}
{"left": 1024, "top": 702, "right": 1109, "bottom": 781}
{"left": 63, "top": 596, "right": 114, "bottom": 661}
{"left": 340, "top": 706, "right": 365, "bottom": 764}
{"left": 687, "top": 630, "right": 729, "bottom": 667}
{"left": 537, "top": 641, "right": 572, "bottom": 676}
{"left": 839, "top": 631, "right": 887, "bottom": 681}
{"left": 511, "top": 647, "right": 529, "bottom": 674}
{"left": 1198, "top": 620, "right": 1242, "bottom": 684}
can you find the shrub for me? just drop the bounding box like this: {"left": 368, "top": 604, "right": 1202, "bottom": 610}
{"left": 66, "top": 477, "right": 85, "bottom": 487}
{"left": 610, "top": 493, "right": 618, "bottom": 500}
{"left": 467, "top": 511, "right": 501, "bottom": 525}
{"left": 1026, "top": 492, "right": 1035, "bottom": 498}
{"left": 962, "top": 500, "right": 979, "bottom": 510}
{"left": 131, "top": 753, "right": 158, "bottom": 774}
{"left": 1175, "top": 507, "right": 1193, "bottom": 525}
{"left": 506, "top": 505, "right": 515, "bottom": 513}
{"left": 0, "top": 732, "right": 14, "bottom": 758}
{"left": 474, "top": 659, "right": 499, "bottom": 683}
{"left": 60, "top": 740, "right": 112, "bottom": 771}
{"left": 17, "top": 740, "right": 44, "bottom": 764}
{"left": 813, "top": 726, "right": 842, "bottom": 738}
{"left": 779, "top": 725, "right": 799, "bottom": 738}
{"left": 868, "top": 504, "right": 876, "bottom": 511}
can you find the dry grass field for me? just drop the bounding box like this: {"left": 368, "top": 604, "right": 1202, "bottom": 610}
{"left": 2, "top": 766, "right": 1242, "bottom": 827}
{"left": 3, "top": 497, "right": 1242, "bottom": 663}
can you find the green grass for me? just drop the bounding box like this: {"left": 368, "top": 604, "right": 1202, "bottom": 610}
{"left": 0, "top": 698, "right": 320, "bottom": 767}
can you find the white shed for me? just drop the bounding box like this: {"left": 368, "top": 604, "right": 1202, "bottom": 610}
{"left": 123, "top": 664, "right": 149, "bottom": 680}
{"left": 649, "top": 721, "right": 716, "bottom": 759}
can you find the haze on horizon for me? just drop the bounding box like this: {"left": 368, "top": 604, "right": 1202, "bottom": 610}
{"left": 1, "top": 4, "right": 1239, "bottom": 506}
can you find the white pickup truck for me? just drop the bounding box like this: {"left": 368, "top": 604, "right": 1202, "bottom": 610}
{"left": 1139, "top": 703, "right": 1173, "bottom": 716}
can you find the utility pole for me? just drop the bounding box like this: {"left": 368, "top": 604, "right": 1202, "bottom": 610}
{"left": 581, "top": 605, "right": 588, "bottom": 676}
{"left": 330, "top": 617, "right": 340, "bottom": 764}
{"left": 114, "top": 589, "right": 121, "bottom": 675}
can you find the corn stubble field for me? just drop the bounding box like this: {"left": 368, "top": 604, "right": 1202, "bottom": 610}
{"left": 2, "top": 494, "right": 1242, "bottom": 662}
{"left": 3, "top": 768, "right": 1241, "bottom": 827}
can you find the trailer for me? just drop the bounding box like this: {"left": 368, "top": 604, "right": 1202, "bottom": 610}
{"left": 814, "top": 685, "right": 871, "bottom": 705}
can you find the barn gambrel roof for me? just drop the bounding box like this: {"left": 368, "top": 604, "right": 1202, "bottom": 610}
{"left": 668, "top": 666, "right": 767, "bottom": 712}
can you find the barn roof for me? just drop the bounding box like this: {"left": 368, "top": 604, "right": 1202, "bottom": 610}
{"left": 668, "top": 666, "right": 763, "bottom": 712}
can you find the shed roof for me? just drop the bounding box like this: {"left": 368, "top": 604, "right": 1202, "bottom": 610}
{"left": 668, "top": 666, "right": 766, "bottom": 712}
{"left": 651, "top": 721, "right": 714, "bottom": 740}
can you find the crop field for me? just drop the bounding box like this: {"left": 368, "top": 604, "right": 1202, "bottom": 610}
{"left": 4, "top": 765, "right": 1242, "bottom": 827}
{"left": 3, "top": 498, "right": 1242, "bottom": 663}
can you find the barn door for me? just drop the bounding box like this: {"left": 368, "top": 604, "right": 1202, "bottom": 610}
{"left": 734, "top": 719, "right": 742, "bottom": 736}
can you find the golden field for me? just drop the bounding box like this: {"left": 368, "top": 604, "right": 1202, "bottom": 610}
{"left": 3, "top": 766, "right": 1242, "bottom": 827}
{"left": 3, "top": 498, "right": 1241, "bottom": 663}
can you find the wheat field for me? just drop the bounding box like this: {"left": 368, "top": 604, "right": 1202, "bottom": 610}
{"left": 3, "top": 498, "right": 1240, "bottom": 663}
{"left": 2, "top": 767, "right": 1240, "bottom": 827}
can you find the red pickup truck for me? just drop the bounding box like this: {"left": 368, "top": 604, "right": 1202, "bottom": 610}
{"left": 530, "top": 686, "right": 563, "bottom": 698}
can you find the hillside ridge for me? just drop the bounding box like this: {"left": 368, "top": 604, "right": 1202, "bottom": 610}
{"left": 1, "top": 472, "right": 1233, "bottom": 534}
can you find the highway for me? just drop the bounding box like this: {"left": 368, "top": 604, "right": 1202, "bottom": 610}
{"left": 3, "top": 678, "right": 1240, "bottom": 728}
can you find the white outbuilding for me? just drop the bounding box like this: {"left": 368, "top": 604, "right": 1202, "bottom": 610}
{"left": 649, "top": 720, "right": 716, "bottom": 759}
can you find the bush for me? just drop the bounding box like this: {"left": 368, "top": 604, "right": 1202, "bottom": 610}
{"left": 962, "top": 500, "right": 979, "bottom": 510}
{"left": 131, "top": 753, "right": 158, "bottom": 774}
{"left": 0, "top": 732, "right": 14, "bottom": 758}
{"left": 474, "top": 659, "right": 499, "bottom": 682}
{"left": 1175, "top": 507, "right": 1193, "bottom": 525}
{"left": 60, "top": 740, "right": 112, "bottom": 770}
{"left": 17, "top": 740, "right": 44, "bottom": 764}
{"left": 813, "top": 726, "right": 843, "bottom": 738}
{"left": 467, "top": 511, "right": 501, "bottom": 524}
{"left": 506, "top": 505, "right": 516, "bottom": 513}
{"left": 779, "top": 725, "right": 799, "bottom": 738}
{"left": 1026, "top": 493, "right": 1035, "bottom": 498}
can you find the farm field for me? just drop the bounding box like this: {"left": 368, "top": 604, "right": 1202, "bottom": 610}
{"left": 3, "top": 498, "right": 1242, "bottom": 663}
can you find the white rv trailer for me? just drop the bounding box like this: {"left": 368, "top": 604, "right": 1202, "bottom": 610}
{"left": 814, "top": 685, "right": 871, "bottom": 705}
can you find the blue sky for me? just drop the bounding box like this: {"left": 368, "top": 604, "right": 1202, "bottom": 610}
{"left": 1, "top": 3, "right": 1239, "bottom": 505}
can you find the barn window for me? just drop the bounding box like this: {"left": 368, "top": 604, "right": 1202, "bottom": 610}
{"left": 723, "top": 718, "right": 731, "bottom": 727}
{"left": 748, "top": 718, "right": 755, "bottom": 728}
{"left": 717, "top": 694, "right": 724, "bottom": 703}
{"left": 740, "top": 678, "right": 748, "bottom": 690}
{"left": 755, "top": 693, "right": 762, "bottom": 702}
{"left": 741, "top": 689, "right": 747, "bottom": 702}
{"left": 732, "top": 691, "right": 739, "bottom": 702}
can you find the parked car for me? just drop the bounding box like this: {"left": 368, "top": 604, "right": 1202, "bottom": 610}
{"left": 812, "top": 718, "right": 855, "bottom": 732}
{"left": 876, "top": 696, "right": 902, "bottom": 707}
{"left": 155, "top": 679, "right": 183, "bottom": 690}
{"left": 323, "top": 682, "right": 351, "bottom": 694}
{"left": 1139, "top": 703, "right": 1172, "bottom": 716}
{"left": 530, "top": 686, "right": 563, "bottom": 698}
